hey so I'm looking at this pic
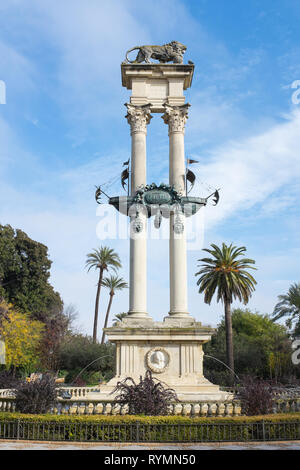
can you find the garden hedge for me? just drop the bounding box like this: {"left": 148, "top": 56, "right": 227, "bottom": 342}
{"left": 1, "top": 411, "right": 300, "bottom": 424}
{"left": 0, "top": 412, "right": 300, "bottom": 442}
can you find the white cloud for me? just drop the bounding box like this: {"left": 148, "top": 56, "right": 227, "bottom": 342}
{"left": 190, "top": 108, "right": 300, "bottom": 229}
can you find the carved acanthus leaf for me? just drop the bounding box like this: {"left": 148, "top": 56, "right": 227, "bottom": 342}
{"left": 162, "top": 103, "right": 190, "bottom": 133}
{"left": 125, "top": 103, "right": 152, "bottom": 134}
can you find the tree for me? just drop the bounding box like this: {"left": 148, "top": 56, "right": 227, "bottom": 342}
{"left": 58, "top": 334, "right": 116, "bottom": 383}
{"left": 101, "top": 275, "right": 128, "bottom": 344}
{"left": 39, "top": 304, "right": 78, "bottom": 370}
{"left": 0, "top": 224, "right": 63, "bottom": 321}
{"left": 204, "top": 309, "right": 293, "bottom": 384}
{"left": 272, "top": 282, "right": 300, "bottom": 335}
{"left": 0, "top": 300, "right": 44, "bottom": 374}
{"left": 112, "top": 312, "right": 128, "bottom": 326}
{"left": 195, "top": 243, "right": 257, "bottom": 376}
{"left": 86, "top": 246, "right": 121, "bottom": 343}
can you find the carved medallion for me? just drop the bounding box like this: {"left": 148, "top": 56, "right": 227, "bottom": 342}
{"left": 146, "top": 347, "right": 170, "bottom": 373}
{"left": 132, "top": 214, "right": 143, "bottom": 233}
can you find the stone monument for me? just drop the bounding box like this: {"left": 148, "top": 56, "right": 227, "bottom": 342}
{"left": 97, "top": 42, "right": 231, "bottom": 402}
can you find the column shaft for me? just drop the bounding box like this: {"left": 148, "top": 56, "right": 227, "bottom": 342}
{"left": 163, "top": 104, "right": 190, "bottom": 317}
{"left": 126, "top": 104, "right": 152, "bottom": 317}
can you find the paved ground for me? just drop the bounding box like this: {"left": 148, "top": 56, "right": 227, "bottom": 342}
{"left": 0, "top": 440, "right": 299, "bottom": 450}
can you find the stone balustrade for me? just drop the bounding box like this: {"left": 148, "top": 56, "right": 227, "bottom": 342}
{"left": 0, "top": 389, "right": 15, "bottom": 398}
{"left": 0, "top": 396, "right": 241, "bottom": 416}
{"left": 0, "top": 388, "right": 299, "bottom": 417}
{"left": 57, "top": 386, "right": 99, "bottom": 398}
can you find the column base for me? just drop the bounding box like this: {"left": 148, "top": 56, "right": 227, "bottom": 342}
{"left": 120, "top": 311, "right": 154, "bottom": 328}
{"left": 165, "top": 312, "right": 196, "bottom": 327}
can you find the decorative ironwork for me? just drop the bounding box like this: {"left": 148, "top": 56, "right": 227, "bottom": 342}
{"left": 109, "top": 182, "right": 208, "bottom": 229}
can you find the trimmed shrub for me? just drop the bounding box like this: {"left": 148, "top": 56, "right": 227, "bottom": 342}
{"left": 0, "top": 412, "right": 299, "bottom": 442}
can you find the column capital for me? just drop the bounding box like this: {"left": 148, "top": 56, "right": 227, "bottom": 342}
{"left": 125, "top": 103, "right": 152, "bottom": 134}
{"left": 162, "top": 103, "right": 190, "bottom": 134}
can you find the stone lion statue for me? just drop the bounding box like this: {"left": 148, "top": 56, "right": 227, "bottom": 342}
{"left": 125, "top": 41, "right": 187, "bottom": 64}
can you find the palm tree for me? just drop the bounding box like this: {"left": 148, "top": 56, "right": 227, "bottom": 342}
{"left": 86, "top": 246, "right": 121, "bottom": 343}
{"left": 272, "top": 282, "right": 300, "bottom": 333}
{"left": 112, "top": 312, "right": 128, "bottom": 326}
{"left": 195, "top": 243, "right": 257, "bottom": 375}
{"left": 101, "top": 275, "right": 128, "bottom": 344}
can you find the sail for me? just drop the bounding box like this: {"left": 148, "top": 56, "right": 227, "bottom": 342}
{"left": 213, "top": 189, "right": 220, "bottom": 206}
{"left": 186, "top": 168, "right": 196, "bottom": 193}
{"left": 121, "top": 167, "right": 129, "bottom": 190}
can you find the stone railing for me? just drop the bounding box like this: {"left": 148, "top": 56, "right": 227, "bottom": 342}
{"left": 0, "top": 389, "right": 15, "bottom": 398}
{"left": 0, "top": 397, "right": 241, "bottom": 416}
{"left": 57, "top": 386, "right": 100, "bottom": 398}
{"left": 0, "top": 386, "right": 99, "bottom": 399}
{"left": 222, "top": 386, "right": 300, "bottom": 399}
{"left": 0, "top": 387, "right": 299, "bottom": 417}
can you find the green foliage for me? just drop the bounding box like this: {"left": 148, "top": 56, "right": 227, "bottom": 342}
{"left": 101, "top": 275, "right": 128, "bottom": 344}
{"left": 101, "top": 275, "right": 128, "bottom": 294}
{"left": 272, "top": 282, "right": 300, "bottom": 335}
{"left": 0, "top": 413, "right": 300, "bottom": 442}
{"left": 58, "top": 335, "right": 115, "bottom": 383}
{"left": 39, "top": 304, "right": 77, "bottom": 371}
{"left": 195, "top": 242, "right": 257, "bottom": 376}
{"left": 0, "top": 224, "right": 63, "bottom": 321}
{"left": 1, "top": 412, "right": 300, "bottom": 424}
{"left": 204, "top": 308, "right": 295, "bottom": 383}
{"left": 195, "top": 243, "right": 257, "bottom": 305}
{"left": 86, "top": 245, "right": 122, "bottom": 343}
{"left": 112, "top": 312, "right": 128, "bottom": 325}
{"left": 85, "top": 246, "right": 122, "bottom": 274}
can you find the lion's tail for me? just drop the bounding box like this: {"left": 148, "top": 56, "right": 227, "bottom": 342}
{"left": 125, "top": 47, "right": 140, "bottom": 63}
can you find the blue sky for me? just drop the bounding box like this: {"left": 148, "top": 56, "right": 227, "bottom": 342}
{"left": 0, "top": 0, "right": 299, "bottom": 336}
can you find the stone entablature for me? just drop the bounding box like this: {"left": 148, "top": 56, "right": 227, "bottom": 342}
{"left": 121, "top": 64, "right": 194, "bottom": 113}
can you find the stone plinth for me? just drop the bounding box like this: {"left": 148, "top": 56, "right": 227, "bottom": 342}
{"left": 97, "top": 317, "right": 232, "bottom": 402}
{"left": 121, "top": 64, "right": 194, "bottom": 113}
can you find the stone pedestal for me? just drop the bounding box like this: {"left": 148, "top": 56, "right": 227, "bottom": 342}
{"left": 98, "top": 317, "right": 231, "bottom": 402}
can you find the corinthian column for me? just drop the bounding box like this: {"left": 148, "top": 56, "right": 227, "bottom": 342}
{"left": 125, "top": 103, "right": 152, "bottom": 318}
{"left": 162, "top": 103, "right": 190, "bottom": 318}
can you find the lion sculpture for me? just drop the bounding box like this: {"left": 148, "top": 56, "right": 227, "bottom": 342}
{"left": 125, "top": 41, "right": 187, "bottom": 64}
